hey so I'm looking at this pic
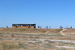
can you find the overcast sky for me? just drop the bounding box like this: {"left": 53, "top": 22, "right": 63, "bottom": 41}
{"left": 0, "top": 0, "right": 75, "bottom": 28}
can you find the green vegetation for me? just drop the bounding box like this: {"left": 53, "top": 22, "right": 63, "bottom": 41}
{"left": 57, "top": 48, "right": 66, "bottom": 50}
{"left": 42, "top": 43, "right": 54, "bottom": 48}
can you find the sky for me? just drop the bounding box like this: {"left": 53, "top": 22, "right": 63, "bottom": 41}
{"left": 0, "top": 0, "right": 75, "bottom": 28}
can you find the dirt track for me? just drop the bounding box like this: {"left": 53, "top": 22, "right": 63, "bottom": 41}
{"left": 60, "top": 29, "right": 66, "bottom": 35}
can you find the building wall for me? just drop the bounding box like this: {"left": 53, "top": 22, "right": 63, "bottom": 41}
{"left": 12, "top": 26, "right": 35, "bottom": 28}
{"left": 30, "top": 26, "right": 34, "bottom": 28}
{"left": 17, "top": 26, "right": 29, "bottom": 28}
{"left": 12, "top": 26, "right": 16, "bottom": 28}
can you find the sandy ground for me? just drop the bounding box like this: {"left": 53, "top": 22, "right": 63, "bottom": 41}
{"left": 20, "top": 39, "right": 75, "bottom": 48}
{"left": 56, "top": 46, "right": 75, "bottom": 48}
{"left": 60, "top": 29, "right": 66, "bottom": 35}
{"left": 45, "top": 31, "right": 49, "bottom": 34}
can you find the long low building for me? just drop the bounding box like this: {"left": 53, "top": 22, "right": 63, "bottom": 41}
{"left": 12, "top": 24, "right": 36, "bottom": 28}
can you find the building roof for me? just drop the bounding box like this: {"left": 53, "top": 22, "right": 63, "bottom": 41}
{"left": 12, "top": 24, "right": 36, "bottom": 25}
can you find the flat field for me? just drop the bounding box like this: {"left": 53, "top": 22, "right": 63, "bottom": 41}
{"left": 0, "top": 28, "right": 75, "bottom": 50}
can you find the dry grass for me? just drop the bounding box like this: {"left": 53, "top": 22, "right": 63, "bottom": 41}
{"left": 0, "top": 28, "right": 75, "bottom": 50}
{"left": 63, "top": 29, "right": 75, "bottom": 34}
{"left": 0, "top": 28, "right": 62, "bottom": 34}
{"left": 0, "top": 39, "right": 75, "bottom": 50}
{"left": 0, "top": 41, "right": 29, "bottom": 50}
